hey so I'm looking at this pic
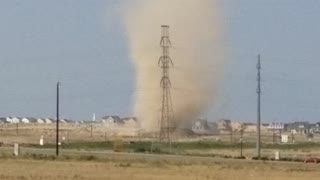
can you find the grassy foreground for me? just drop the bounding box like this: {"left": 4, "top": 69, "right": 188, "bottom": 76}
{"left": 0, "top": 155, "right": 319, "bottom": 180}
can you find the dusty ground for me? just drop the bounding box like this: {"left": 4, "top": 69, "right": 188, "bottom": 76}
{"left": 0, "top": 157, "right": 319, "bottom": 180}
{"left": 1, "top": 123, "right": 320, "bottom": 144}
{"left": 1, "top": 124, "right": 320, "bottom": 160}
{"left": 185, "top": 148, "right": 320, "bottom": 159}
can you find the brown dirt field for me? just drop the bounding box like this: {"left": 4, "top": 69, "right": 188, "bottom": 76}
{"left": 0, "top": 157, "right": 319, "bottom": 180}
{"left": 1, "top": 123, "right": 320, "bottom": 145}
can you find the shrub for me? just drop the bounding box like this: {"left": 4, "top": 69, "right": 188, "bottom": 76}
{"left": 234, "top": 156, "right": 245, "bottom": 159}
{"left": 134, "top": 147, "right": 147, "bottom": 153}
{"left": 79, "top": 155, "right": 96, "bottom": 161}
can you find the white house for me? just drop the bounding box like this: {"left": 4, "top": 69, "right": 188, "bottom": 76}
{"left": 243, "top": 123, "right": 256, "bottom": 132}
{"left": 217, "top": 119, "right": 232, "bottom": 133}
{"left": 37, "top": 118, "right": 45, "bottom": 124}
{"left": 231, "top": 121, "right": 243, "bottom": 131}
{"left": 21, "top": 118, "right": 30, "bottom": 123}
{"left": 192, "top": 119, "right": 219, "bottom": 135}
{"left": 101, "top": 116, "right": 122, "bottom": 127}
{"left": 45, "top": 118, "right": 53, "bottom": 124}
{"left": 268, "top": 122, "right": 285, "bottom": 131}
{"left": 6, "top": 117, "right": 20, "bottom": 123}
{"left": 121, "top": 117, "right": 138, "bottom": 128}
{"left": 192, "top": 120, "right": 207, "bottom": 131}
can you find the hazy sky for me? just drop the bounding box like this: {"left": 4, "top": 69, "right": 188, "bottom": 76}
{"left": 0, "top": 0, "right": 320, "bottom": 123}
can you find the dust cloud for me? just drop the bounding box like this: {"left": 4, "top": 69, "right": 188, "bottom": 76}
{"left": 123, "top": 0, "right": 224, "bottom": 131}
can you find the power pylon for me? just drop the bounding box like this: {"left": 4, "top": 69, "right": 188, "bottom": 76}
{"left": 158, "top": 25, "right": 175, "bottom": 143}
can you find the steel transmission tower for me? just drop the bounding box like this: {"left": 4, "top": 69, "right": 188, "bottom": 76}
{"left": 158, "top": 25, "right": 175, "bottom": 143}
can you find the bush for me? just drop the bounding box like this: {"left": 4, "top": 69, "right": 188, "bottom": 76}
{"left": 234, "top": 156, "right": 245, "bottom": 159}
{"left": 79, "top": 155, "right": 96, "bottom": 161}
{"left": 133, "top": 147, "right": 147, "bottom": 153}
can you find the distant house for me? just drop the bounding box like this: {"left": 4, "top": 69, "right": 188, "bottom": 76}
{"left": 217, "top": 119, "right": 232, "bottom": 133}
{"left": 37, "top": 118, "right": 45, "bottom": 124}
{"left": 6, "top": 117, "right": 20, "bottom": 123}
{"left": 242, "top": 123, "right": 269, "bottom": 132}
{"left": 101, "top": 116, "right": 123, "bottom": 127}
{"left": 28, "top": 118, "right": 38, "bottom": 123}
{"left": 76, "top": 121, "right": 87, "bottom": 125}
{"left": 243, "top": 123, "right": 256, "bottom": 132}
{"left": 21, "top": 118, "right": 30, "bottom": 123}
{"left": 192, "top": 119, "right": 218, "bottom": 135}
{"left": 121, "top": 117, "right": 138, "bottom": 128}
{"left": 287, "top": 122, "right": 310, "bottom": 134}
{"left": 310, "top": 123, "right": 320, "bottom": 134}
{"left": 207, "top": 122, "right": 219, "bottom": 133}
{"left": 261, "top": 123, "right": 269, "bottom": 132}
{"left": 64, "top": 119, "right": 74, "bottom": 123}
{"left": 192, "top": 119, "right": 208, "bottom": 131}
{"left": 230, "top": 121, "right": 242, "bottom": 132}
{"left": 268, "top": 122, "right": 285, "bottom": 131}
{"left": 45, "top": 118, "right": 53, "bottom": 124}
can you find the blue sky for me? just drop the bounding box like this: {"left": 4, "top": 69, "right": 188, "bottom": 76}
{"left": 0, "top": 0, "right": 319, "bottom": 122}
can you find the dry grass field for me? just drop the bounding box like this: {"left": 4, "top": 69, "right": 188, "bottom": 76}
{"left": 0, "top": 157, "right": 319, "bottom": 180}
{"left": 1, "top": 123, "right": 320, "bottom": 161}
{"left": 0, "top": 123, "right": 320, "bottom": 180}
{"left": 1, "top": 123, "right": 320, "bottom": 145}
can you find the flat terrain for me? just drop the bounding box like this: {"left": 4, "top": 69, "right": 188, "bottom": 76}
{"left": 0, "top": 156, "right": 319, "bottom": 180}
{"left": 2, "top": 123, "right": 320, "bottom": 159}
{"left": 1, "top": 123, "right": 320, "bottom": 180}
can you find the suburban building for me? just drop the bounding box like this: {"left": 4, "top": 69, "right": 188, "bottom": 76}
{"left": 6, "top": 117, "right": 20, "bottom": 123}
{"left": 287, "top": 122, "right": 310, "bottom": 134}
{"left": 267, "top": 122, "right": 285, "bottom": 131}
{"left": 120, "top": 117, "right": 138, "bottom": 128}
{"left": 37, "top": 118, "right": 45, "bottom": 124}
{"left": 309, "top": 122, "right": 320, "bottom": 134}
{"left": 217, "top": 119, "right": 232, "bottom": 133}
{"left": 230, "top": 121, "right": 242, "bottom": 131}
{"left": 243, "top": 123, "right": 256, "bottom": 132}
{"left": 101, "top": 116, "right": 123, "bottom": 127}
{"left": 45, "top": 118, "right": 54, "bottom": 124}
{"left": 21, "top": 118, "right": 30, "bottom": 123}
{"left": 192, "top": 119, "right": 218, "bottom": 135}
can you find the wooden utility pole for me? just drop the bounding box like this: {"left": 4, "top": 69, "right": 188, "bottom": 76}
{"left": 56, "top": 82, "right": 61, "bottom": 156}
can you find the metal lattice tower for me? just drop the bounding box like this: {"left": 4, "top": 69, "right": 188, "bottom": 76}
{"left": 158, "top": 25, "right": 175, "bottom": 143}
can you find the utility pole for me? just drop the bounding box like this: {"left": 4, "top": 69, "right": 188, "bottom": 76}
{"left": 56, "top": 81, "right": 61, "bottom": 156}
{"left": 256, "top": 54, "right": 261, "bottom": 159}
{"left": 90, "top": 124, "right": 93, "bottom": 137}
{"left": 16, "top": 123, "right": 19, "bottom": 135}
{"left": 291, "top": 131, "right": 295, "bottom": 143}
{"left": 240, "top": 126, "right": 244, "bottom": 158}
{"left": 272, "top": 129, "right": 275, "bottom": 144}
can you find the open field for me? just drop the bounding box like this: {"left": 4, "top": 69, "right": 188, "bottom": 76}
{"left": 1, "top": 124, "right": 320, "bottom": 162}
{"left": 2, "top": 124, "right": 320, "bottom": 145}
{"left": 2, "top": 141, "right": 320, "bottom": 161}
{"left": 0, "top": 124, "right": 320, "bottom": 179}
{"left": 1, "top": 123, "right": 320, "bottom": 161}
{"left": 0, "top": 154, "right": 320, "bottom": 180}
